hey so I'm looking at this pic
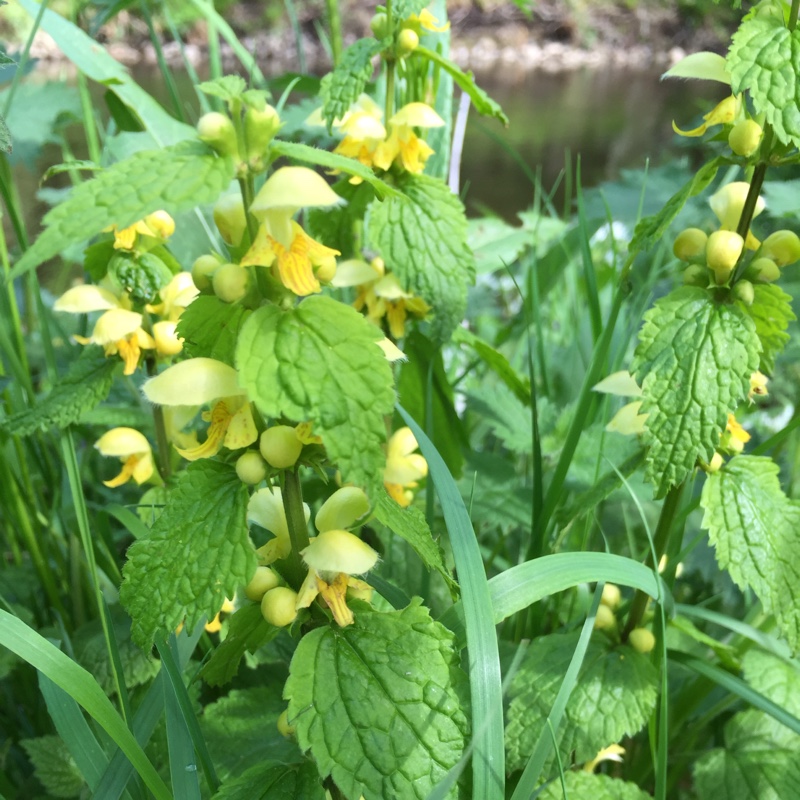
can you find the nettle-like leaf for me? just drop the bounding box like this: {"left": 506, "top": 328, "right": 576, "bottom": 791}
{"left": 120, "top": 460, "right": 255, "bottom": 648}
{"left": 284, "top": 600, "right": 469, "bottom": 800}
{"left": 742, "top": 650, "right": 800, "bottom": 717}
{"left": 632, "top": 287, "right": 760, "bottom": 497}
{"left": 368, "top": 172, "right": 475, "bottom": 342}
{"left": 320, "top": 38, "right": 384, "bottom": 130}
{"left": 537, "top": 771, "right": 653, "bottom": 800}
{"left": 0, "top": 346, "right": 117, "bottom": 436}
{"left": 21, "top": 736, "right": 84, "bottom": 799}
{"left": 728, "top": 17, "right": 800, "bottom": 147}
{"left": 701, "top": 455, "right": 800, "bottom": 650}
{"left": 505, "top": 632, "right": 658, "bottom": 774}
{"left": 176, "top": 296, "right": 252, "bottom": 367}
{"left": 394, "top": 0, "right": 430, "bottom": 16}
{"left": 235, "top": 295, "right": 395, "bottom": 496}
{"left": 11, "top": 140, "right": 234, "bottom": 280}
{"left": 214, "top": 761, "right": 325, "bottom": 800}
{"left": 739, "top": 283, "right": 795, "bottom": 374}
{"left": 694, "top": 709, "right": 800, "bottom": 800}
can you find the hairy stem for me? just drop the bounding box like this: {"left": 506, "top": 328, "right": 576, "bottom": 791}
{"left": 282, "top": 468, "right": 311, "bottom": 588}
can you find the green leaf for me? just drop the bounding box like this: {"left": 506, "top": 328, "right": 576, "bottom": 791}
{"left": 632, "top": 287, "right": 760, "bottom": 496}
{"left": 269, "top": 139, "right": 398, "bottom": 198}
{"left": 0, "top": 346, "right": 117, "bottom": 436}
{"left": 394, "top": 0, "right": 430, "bottom": 16}
{"left": 0, "top": 112, "right": 11, "bottom": 154}
{"left": 176, "top": 296, "right": 252, "bottom": 367}
{"left": 214, "top": 761, "right": 325, "bottom": 800}
{"left": 120, "top": 460, "right": 256, "bottom": 649}
{"left": 694, "top": 709, "right": 800, "bottom": 800}
{"left": 83, "top": 239, "right": 116, "bottom": 282}
{"left": 505, "top": 632, "right": 658, "bottom": 774}
{"left": 9, "top": 141, "right": 234, "bottom": 281}
{"left": 536, "top": 771, "right": 653, "bottom": 800}
{"left": 728, "top": 18, "right": 800, "bottom": 147}
{"left": 198, "top": 75, "right": 248, "bottom": 102}
{"left": 415, "top": 46, "right": 508, "bottom": 124}
{"left": 199, "top": 603, "right": 278, "bottom": 687}
{"left": 742, "top": 649, "right": 800, "bottom": 717}
{"left": 284, "top": 601, "right": 469, "bottom": 800}
{"left": 368, "top": 172, "right": 475, "bottom": 341}
{"left": 320, "top": 38, "right": 384, "bottom": 130}
{"left": 306, "top": 179, "right": 375, "bottom": 259}
{"left": 41, "top": 160, "right": 102, "bottom": 181}
{"left": 235, "top": 296, "right": 395, "bottom": 495}
{"left": 21, "top": 736, "right": 85, "bottom": 799}
{"left": 701, "top": 455, "right": 800, "bottom": 650}
{"left": 629, "top": 157, "right": 723, "bottom": 255}
{"left": 739, "top": 283, "right": 795, "bottom": 373}
{"left": 374, "top": 493, "right": 456, "bottom": 591}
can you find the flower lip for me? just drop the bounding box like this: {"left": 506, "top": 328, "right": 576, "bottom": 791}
{"left": 142, "top": 357, "right": 246, "bottom": 406}
{"left": 95, "top": 427, "right": 151, "bottom": 457}
{"left": 54, "top": 285, "right": 120, "bottom": 314}
{"left": 250, "top": 166, "right": 344, "bottom": 220}
{"left": 301, "top": 529, "right": 379, "bottom": 575}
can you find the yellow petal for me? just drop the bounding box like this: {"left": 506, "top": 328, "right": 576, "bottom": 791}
{"left": 54, "top": 285, "right": 120, "bottom": 313}
{"left": 176, "top": 400, "right": 231, "bottom": 461}
{"left": 318, "top": 573, "right": 355, "bottom": 627}
{"left": 606, "top": 401, "right": 649, "bottom": 436}
{"left": 240, "top": 224, "right": 278, "bottom": 268}
{"left": 143, "top": 358, "right": 245, "bottom": 406}
{"left": 301, "top": 530, "right": 378, "bottom": 575}
{"left": 250, "top": 166, "right": 343, "bottom": 220}
{"left": 390, "top": 103, "right": 445, "bottom": 128}
{"left": 91, "top": 309, "right": 143, "bottom": 345}
{"left": 223, "top": 400, "right": 258, "bottom": 450}
{"left": 384, "top": 453, "right": 428, "bottom": 485}
{"left": 592, "top": 371, "right": 643, "bottom": 397}
{"left": 315, "top": 487, "right": 370, "bottom": 533}
{"left": 411, "top": 8, "right": 450, "bottom": 31}
{"left": 153, "top": 320, "right": 183, "bottom": 356}
{"left": 95, "top": 427, "right": 151, "bottom": 457}
{"left": 378, "top": 338, "right": 406, "bottom": 361}
{"left": 295, "top": 569, "right": 321, "bottom": 609}
{"left": 387, "top": 427, "right": 419, "bottom": 459}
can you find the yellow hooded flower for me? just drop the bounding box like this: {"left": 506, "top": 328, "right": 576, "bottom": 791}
{"left": 383, "top": 427, "right": 428, "bottom": 507}
{"left": 241, "top": 167, "right": 343, "bottom": 296}
{"left": 142, "top": 358, "right": 257, "bottom": 461}
{"left": 204, "top": 597, "right": 235, "bottom": 634}
{"left": 95, "top": 427, "right": 154, "bottom": 488}
{"left": 406, "top": 8, "right": 450, "bottom": 32}
{"left": 296, "top": 486, "right": 376, "bottom": 627}
{"left": 373, "top": 103, "right": 445, "bottom": 174}
{"left": 146, "top": 272, "right": 198, "bottom": 321}
{"left": 592, "top": 371, "right": 649, "bottom": 436}
{"left": 710, "top": 181, "right": 765, "bottom": 250}
{"left": 672, "top": 95, "right": 739, "bottom": 138}
{"left": 749, "top": 371, "right": 769, "bottom": 402}
{"left": 106, "top": 210, "right": 175, "bottom": 251}
{"left": 248, "top": 486, "right": 311, "bottom": 564}
{"left": 583, "top": 743, "right": 625, "bottom": 773}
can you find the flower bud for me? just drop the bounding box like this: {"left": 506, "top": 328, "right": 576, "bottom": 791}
{"left": 683, "top": 264, "right": 709, "bottom": 287}
{"left": 261, "top": 587, "right": 298, "bottom": 627}
{"left": 594, "top": 604, "right": 616, "bottom": 631}
{"left": 236, "top": 450, "right": 267, "bottom": 485}
{"left": 706, "top": 230, "right": 744, "bottom": 283}
{"left": 260, "top": 425, "right": 303, "bottom": 469}
{"left": 628, "top": 628, "right": 656, "bottom": 654}
{"left": 398, "top": 28, "right": 420, "bottom": 55}
{"left": 315, "top": 255, "right": 337, "bottom": 283}
{"left": 728, "top": 119, "right": 763, "bottom": 157}
{"left": 749, "top": 256, "right": 780, "bottom": 283}
{"left": 277, "top": 709, "right": 296, "bottom": 738}
{"left": 370, "top": 11, "right": 390, "bottom": 38}
{"left": 601, "top": 583, "right": 621, "bottom": 610}
{"left": 673, "top": 228, "right": 707, "bottom": 261}
{"left": 733, "top": 279, "right": 755, "bottom": 306}
{"left": 191, "top": 254, "right": 223, "bottom": 291}
{"left": 244, "top": 105, "right": 280, "bottom": 161}
{"left": 704, "top": 452, "right": 724, "bottom": 473}
{"left": 213, "top": 194, "right": 248, "bottom": 247}
{"left": 245, "top": 565, "right": 280, "bottom": 601}
{"left": 760, "top": 230, "right": 800, "bottom": 267}
{"left": 212, "top": 263, "right": 251, "bottom": 303}
{"left": 153, "top": 320, "right": 183, "bottom": 356}
{"left": 197, "top": 112, "right": 239, "bottom": 159}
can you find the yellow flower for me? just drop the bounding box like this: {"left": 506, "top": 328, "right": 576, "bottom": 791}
{"left": 95, "top": 428, "right": 154, "bottom": 488}
{"left": 106, "top": 210, "right": 175, "bottom": 251}
{"left": 248, "top": 487, "right": 311, "bottom": 565}
{"left": 384, "top": 427, "right": 428, "bottom": 507}
{"left": 672, "top": 95, "right": 739, "bottom": 138}
{"left": 146, "top": 272, "right": 198, "bottom": 321}
{"left": 142, "top": 358, "right": 257, "bottom": 461}
{"left": 592, "top": 371, "right": 649, "bottom": 436}
{"left": 749, "top": 371, "right": 769, "bottom": 402}
{"left": 242, "top": 167, "right": 343, "bottom": 296}
{"left": 726, "top": 414, "right": 750, "bottom": 445}
{"left": 331, "top": 96, "right": 387, "bottom": 180}
{"left": 296, "top": 487, "right": 376, "bottom": 627}
{"left": 710, "top": 182, "right": 765, "bottom": 250}
{"left": 373, "top": 103, "right": 445, "bottom": 174}
{"left": 407, "top": 8, "right": 450, "bottom": 31}
{"left": 583, "top": 743, "right": 625, "bottom": 773}
{"left": 204, "top": 597, "right": 235, "bottom": 634}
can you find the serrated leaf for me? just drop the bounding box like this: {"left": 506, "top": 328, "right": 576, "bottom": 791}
{"left": 537, "top": 771, "right": 653, "bottom": 800}
{"left": 214, "top": 760, "right": 324, "bottom": 800}
{"left": 235, "top": 295, "right": 395, "bottom": 496}
{"left": 701, "top": 455, "right": 800, "bottom": 650}
{"left": 374, "top": 493, "right": 456, "bottom": 591}
{"left": 198, "top": 75, "right": 247, "bottom": 102}
{"left": 368, "top": 172, "right": 475, "bottom": 341}
{"left": 742, "top": 649, "right": 800, "bottom": 717}
{"left": 415, "top": 46, "right": 508, "bottom": 124}
{"left": 10, "top": 141, "right": 234, "bottom": 280}
{"left": 694, "top": 709, "right": 800, "bottom": 800}
{"left": 320, "top": 38, "right": 384, "bottom": 130}
{"left": 505, "top": 632, "right": 658, "bottom": 774}
{"left": 728, "top": 18, "right": 800, "bottom": 147}
{"left": 83, "top": 239, "right": 116, "bottom": 282}
{"left": 739, "top": 283, "right": 795, "bottom": 373}
{"left": 176, "top": 296, "right": 252, "bottom": 367}
{"left": 120, "top": 460, "right": 255, "bottom": 648}
{"left": 306, "top": 179, "right": 374, "bottom": 258}
{"left": 632, "top": 287, "right": 760, "bottom": 496}
{"left": 199, "top": 603, "right": 278, "bottom": 687}
{"left": 41, "top": 160, "right": 101, "bottom": 181}
{"left": 0, "top": 346, "right": 117, "bottom": 436}
{"left": 284, "top": 601, "right": 469, "bottom": 800}
{"left": 629, "top": 157, "right": 723, "bottom": 255}
{"left": 394, "top": 0, "right": 429, "bottom": 16}
{"left": 270, "top": 139, "right": 398, "bottom": 198}
{"left": 21, "top": 736, "right": 85, "bottom": 798}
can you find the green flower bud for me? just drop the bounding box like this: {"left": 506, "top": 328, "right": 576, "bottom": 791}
{"left": 213, "top": 194, "right": 248, "bottom": 247}
{"left": 594, "top": 604, "right": 616, "bottom": 631}
{"left": 733, "top": 279, "right": 755, "bottom": 306}
{"left": 600, "top": 583, "right": 621, "bottom": 610}
{"left": 235, "top": 450, "right": 267, "bottom": 485}
{"left": 260, "top": 425, "right": 303, "bottom": 469}
{"left": 728, "top": 119, "right": 763, "bottom": 157}
{"left": 704, "top": 452, "right": 724, "bottom": 473}
{"left": 706, "top": 230, "right": 744, "bottom": 283}
{"left": 212, "top": 263, "right": 251, "bottom": 303}
{"left": 370, "top": 11, "right": 390, "bottom": 38}
{"left": 749, "top": 256, "right": 781, "bottom": 283}
{"left": 398, "top": 28, "right": 420, "bottom": 55}
{"left": 197, "top": 112, "right": 239, "bottom": 159}
{"left": 277, "top": 709, "right": 296, "bottom": 738}
{"left": 244, "top": 565, "right": 280, "bottom": 601}
{"left": 244, "top": 105, "right": 280, "bottom": 161}
{"left": 673, "top": 228, "right": 708, "bottom": 261}
{"left": 191, "top": 254, "right": 223, "bottom": 291}
{"left": 261, "top": 587, "right": 298, "bottom": 627}
{"left": 760, "top": 229, "right": 800, "bottom": 267}
{"left": 628, "top": 627, "right": 656, "bottom": 654}
{"left": 683, "top": 264, "right": 710, "bottom": 287}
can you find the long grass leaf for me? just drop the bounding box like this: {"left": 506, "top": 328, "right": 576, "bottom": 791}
{"left": 163, "top": 671, "right": 201, "bottom": 799}
{"left": 575, "top": 158, "right": 602, "bottom": 343}
{"left": 398, "top": 405, "right": 504, "bottom": 800}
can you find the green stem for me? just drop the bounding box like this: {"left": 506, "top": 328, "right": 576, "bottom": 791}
{"left": 142, "top": 313, "right": 172, "bottom": 483}
{"left": 789, "top": 0, "right": 799, "bottom": 31}
{"left": 281, "top": 469, "right": 311, "bottom": 589}
{"left": 622, "top": 481, "right": 686, "bottom": 640}
{"left": 237, "top": 176, "right": 259, "bottom": 244}
{"left": 384, "top": 0, "right": 396, "bottom": 121}
{"left": 325, "top": 0, "right": 343, "bottom": 66}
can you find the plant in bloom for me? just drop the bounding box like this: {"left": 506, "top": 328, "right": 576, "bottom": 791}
{"left": 373, "top": 102, "right": 445, "bottom": 174}
{"left": 383, "top": 427, "right": 428, "bottom": 506}
{"left": 710, "top": 182, "right": 765, "bottom": 250}
{"left": 672, "top": 95, "right": 740, "bottom": 138}
{"left": 105, "top": 209, "right": 175, "bottom": 251}
{"left": 95, "top": 427, "right": 154, "bottom": 487}
{"left": 248, "top": 487, "right": 311, "bottom": 564}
